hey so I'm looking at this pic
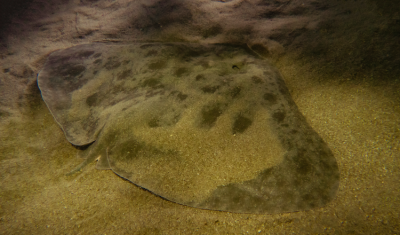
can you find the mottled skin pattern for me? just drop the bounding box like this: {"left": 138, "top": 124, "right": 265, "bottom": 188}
{"left": 37, "top": 43, "right": 339, "bottom": 214}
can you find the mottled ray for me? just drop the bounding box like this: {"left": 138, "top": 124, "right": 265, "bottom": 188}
{"left": 37, "top": 43, "right": 339, "bottom": 214}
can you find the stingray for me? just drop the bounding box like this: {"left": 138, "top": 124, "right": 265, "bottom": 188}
{"left": 37, "top": 42, "right": 339, "bottom": 214}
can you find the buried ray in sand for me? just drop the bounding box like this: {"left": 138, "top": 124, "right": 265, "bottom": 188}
{"left": 37, "top": 42, "right": 339, "bottom": 214}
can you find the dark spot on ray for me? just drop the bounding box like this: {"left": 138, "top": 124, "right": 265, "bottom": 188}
{"left": 142, "top": 78, "right": 162, "bottom": 88}
{"left": 104, "top": 57, "right": 122, "bottom": 70}
{"left": 263, "top": 93, "right": 277, "bottom": 105}
{"left": 169, "top": 91, "right": 188, "bottom": 101}
{"left": 201, "top": 85, "right": 219, "bottom": 93}
{"left": 148, "top": 60, "right": 167, "bottom": 70}
{"left": 110, "top": 84, "right": 126, "bottom": 95}
{"left": 279, "top": 87, "right": 288, "bottom": 96}
{"left": 175, "top": 67, "right": 188, "bottom": 77}
{"left": 232, "top": 65, "right": 239, "bottom": 70}
{"left": 201, "top": 105, "right": 223, "bottom": 128}
{"left": 94, "top": 59, "right": 102, "bottom": 65}
{"left": 77, "top": 50, "right": 95, "bottom": 58}
{"left": 60, "top": 64, "right": 86, "bottom": 77}
{"left": 86, "top": 93, "right": 99, "bottom": 106}
{"left": 148, "top": 118, "right": 160, "bottom": 128}
{"left": 275, "top": 79, "right": 290, "bottom": 96}
{"left": 252, "top": 76, "right": 263, "bottom": 84}
{"left": 230, "top": 86, "right": 241, "bottom": 98}
{"left": 196, "top": 74, "right": 205, "bottom": 81}
{"left": 259, "top": 9, "right": 281, "bottom": 19}
{"left": 146, "top": 50, "right": 158, "bottom": 57}
{"left": 293, "top": 150, "right": 312, "bottom": 175}
{"left": 272, "top": 111, "right": 286, "bottom": 123}
{"left": 146, "top": 89, "right": 165, "bottom": 98}
{"left": 93, "top": 52, "right": 102, "bottom": 58}
{"left": 232, "top": 115, "right": 252, "bottom": 134}
{"left": 202, "top": 24, "right": 223, "bottom": 38}
{"left": 177, "top": 92, "right": 188, "bottom": 101}
{"left": 118, "top": 69, "right": 133, "bottom": 80}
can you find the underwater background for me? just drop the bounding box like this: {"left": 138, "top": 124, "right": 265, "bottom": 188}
{"left": 0, "top": 0, "right": 399, "bottom": 234}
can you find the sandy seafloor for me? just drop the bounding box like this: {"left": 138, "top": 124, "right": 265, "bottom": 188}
{"left": 0, "top": 0, "right": 399, "bottom": 234}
